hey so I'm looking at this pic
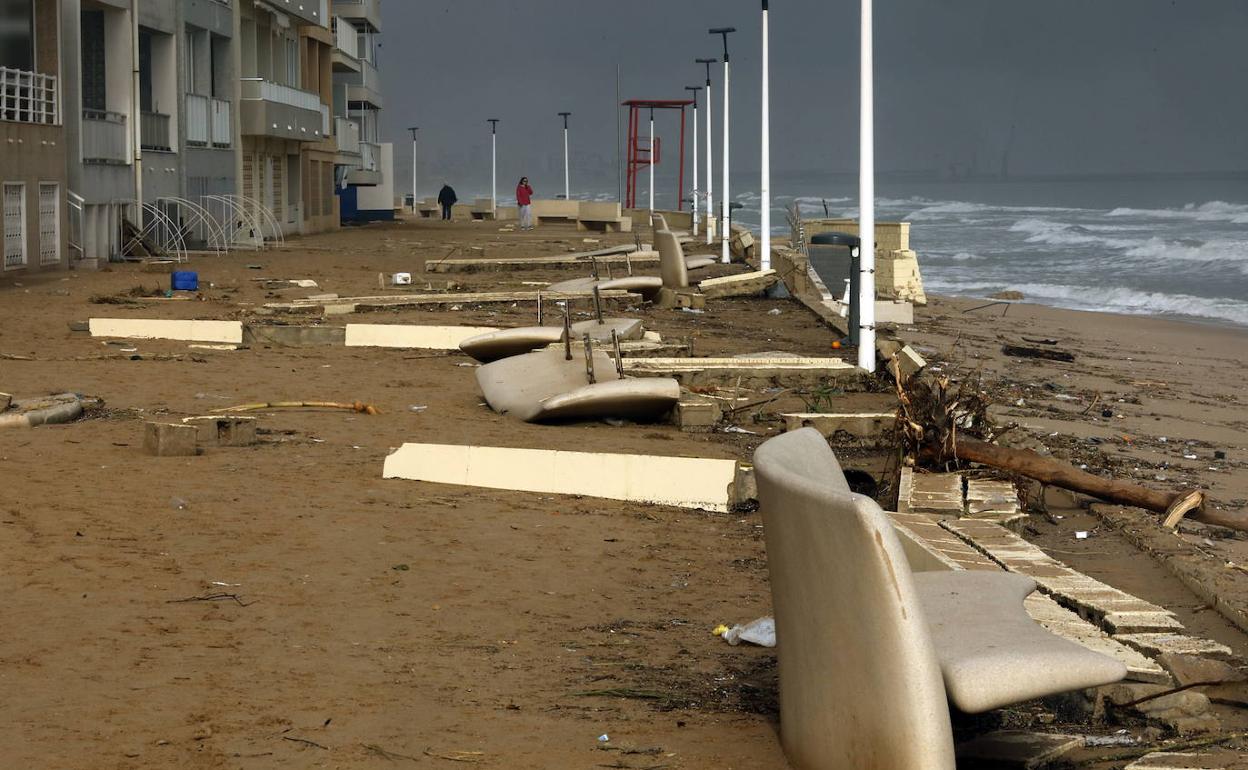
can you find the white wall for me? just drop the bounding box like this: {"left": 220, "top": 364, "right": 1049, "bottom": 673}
{"left": 355, "top": 141, "right": 393, "bottom": 212}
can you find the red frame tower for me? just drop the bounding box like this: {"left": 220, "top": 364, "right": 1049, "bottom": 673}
{"left": 622, "top": 99, "right": 693, "bottom": 210}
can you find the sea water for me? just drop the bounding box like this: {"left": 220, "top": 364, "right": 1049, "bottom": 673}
{"left": 727, "top": 175, "right": 1248, "bottom": 329}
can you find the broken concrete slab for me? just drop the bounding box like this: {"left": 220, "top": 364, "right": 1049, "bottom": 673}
{"left": 90, "top": 318, "right": 244, "bottom": 345}
{"left": 1103, "top": 682, "right": 1220, "bottom": 735}
{"left": 143, "top": 422, "right": 199, "bottom": 456}
{"left": 1119, "top": 634, "right": 1237, "bottom": 662}
{"left": 182, "top": 416, "right": 257, "bottom": 447}
{"left": 675, "top": 399, "right": 721, "bottom": 432}
{"left": 886, "top": 344, "right": 926, "bottom": 382}
{"left": 623, "top": 356, "right": 860, "bottom": 389}
{"left": 780, "top": 412, "right": 896, "bottom": 440}
{"left": 264, "top": 289, "right": 641, "bottom": 315}
{"left": 0, "top": 392, "right": 10, "bottom": 411}
{"left": 425, "top": 244, "right": 648, "bottom": 272}
{"left": 954, "top": 730, "right": 1082, "bottom": 770}
{"left": 697, "top": 269, "right": 778, "bottom": 299}
{"left": 1125, "top": 752, "right": 1237, "bottom": 770}
{"left": 896, "top": 468, "right": 965, "bottom": 516}
{"left": 243, "top": 324, "right": 347, "bottom": 347}
{"left": 382, "top": 443, "right": 739, "bottom": 511}
{"left": 345, "top": 324, "right": 501, "bottom": 350}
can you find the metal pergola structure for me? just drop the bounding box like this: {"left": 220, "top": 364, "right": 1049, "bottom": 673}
{"left": 621, "top": 99, "right": 693, "bottom": 211}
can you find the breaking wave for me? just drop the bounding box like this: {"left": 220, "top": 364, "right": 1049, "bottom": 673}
{"left": 1107, "top": 200, "right": 1248, "bottom": 225}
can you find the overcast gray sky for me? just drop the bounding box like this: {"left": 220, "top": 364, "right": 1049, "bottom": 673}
{"left": 379, "top": 1, "right": 1248, "bottom": 198}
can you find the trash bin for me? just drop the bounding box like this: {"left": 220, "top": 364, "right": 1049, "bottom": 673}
{"left": 809, "top": 232, "right": 861, "bottom": 345}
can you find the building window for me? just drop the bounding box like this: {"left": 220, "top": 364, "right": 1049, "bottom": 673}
{"left": 39, "top": 182, "right": 60, "bottom": 266}
{"left": 81, "top": 10, "right": 107, "bottom": 112}
{"left": 0, "top": 0, "right": 34, "bottom": 71}
{"left": 3, "top": 182, "right": 27, "bottom": 270}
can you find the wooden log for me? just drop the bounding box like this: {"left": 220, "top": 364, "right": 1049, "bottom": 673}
{"left": 1002, "top": 344, "right": 1075, "bottom": 363}
{"left": 948, "top": 437, "right": 1247, "bottom": 533}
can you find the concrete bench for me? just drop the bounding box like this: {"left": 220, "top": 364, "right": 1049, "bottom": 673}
{"left": 415, "top": 199, "right": 441, "bottom": 218}
{"left": 577, "top": 201, "right": 633, "bottom": 233}
{"left": 470, "top": 198, "right": 496, "bottom": 220}
{"left": 530, "top": 199, "right": 580, "bottom": 226}
{"left": 753, "top": 427, "right": 1127, "bottom": 770}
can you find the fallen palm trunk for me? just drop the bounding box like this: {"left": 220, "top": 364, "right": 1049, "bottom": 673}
{"left": 223, "top": 400, "right": 380, "bottom": 415}
{"left": 941, "top": 437, "right": 1244, "bottom": 532}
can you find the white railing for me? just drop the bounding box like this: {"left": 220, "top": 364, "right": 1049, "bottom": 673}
{"left": 335, "top": 116, "right": 359, "bottom": 154}
{"left": 321, "top": 104, "right": 330, "bottom": 137}
{"left": 0, "top": 66, "right": 58, "bottom": 125}
{"left": 186, "top": 94, "right": 209, "bottom": 144}
{"left": 360, "top": 141, "right": 379, "bottom": 171}
{"left": 241, "top": 78, "right": 322, "bottom": 112}
{"left": 333, "top": 16, "right": 359, "bottom": 59}
{"left": 211, "top": 98, "right": 231, "bottom": 146}
{"left": 82, "top": 110, "right": 128, "bottom": 164}
{"left": 187, "top": 95, "right": 232, "bottom": 147}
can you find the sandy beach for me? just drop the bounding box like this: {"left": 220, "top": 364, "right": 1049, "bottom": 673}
{"left": 2, "top": 217, "right": 1247, "bottom": 768}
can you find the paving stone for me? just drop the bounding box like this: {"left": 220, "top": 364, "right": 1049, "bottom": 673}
{"left": 1121, "top": 635, "right": 1237, "bottom": 662}
{"left": 1125, "top": 752, "right": 1237, "bottom": 770}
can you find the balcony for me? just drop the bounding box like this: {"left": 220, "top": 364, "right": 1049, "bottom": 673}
{"left": 1, "top": 67, "right": 59, "bottom": 125}
{"left": 345, "top": 140, "right": 381, "bottom": 186}
{"left": 187, "top": 94, "right": 233, "bottom": 148}
{"left": 140, "top": 111, "right": 172, "bottom": 151}
{"left": 333, "top": 0, "right": 380, "bottom": 32}
{"left": 344, "top": 59, "right": 383, "bottom": 109}
{"left": 331, "top": 16, "right": 361, "bottom": 72}
{"left": 259, "top": 0, "right": 328, "bottom": 28}
{"left": 82, "top": 109, "right": 128, "bottom": 164}
{"left": 334, "top": 116, "right": 359, "bottom": 155}
{"left": 240, "top": 78, "right": 329, "bottom": 142}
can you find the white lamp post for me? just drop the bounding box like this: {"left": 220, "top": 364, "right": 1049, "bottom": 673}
{"left": 760, "top": 1, "right": 771, "bottom": 270}
{"left": 858, "top": 0, "right": 876, "bottom": 372}
{"left": 487, "top": 118, "right": 499, "bottom": 216}
{"left": 648, "top": 107, "right": 655, "bottom": 213}
{"left": 710, "top": 27, "right": 735, "bottom": 263}
{"left": 558, "top": 112, "right": 571, "bottom": 200}
{"left": 684, "top": 85, "right": 701, "bottom": 237}
{"left": 696, "top": 57, "right": 716, "bottom": 245}
{"left": 407, "top": 126, "right": 418, "bottom": 213}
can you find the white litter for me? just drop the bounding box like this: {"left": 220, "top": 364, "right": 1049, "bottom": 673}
{"left": 721, "top": 616, "right": 776, "bottom": 647}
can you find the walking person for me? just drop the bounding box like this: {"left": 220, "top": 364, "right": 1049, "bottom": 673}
{"left": 516, "top": 176, "right": 535, "bottom": 230}
{"left": 437, "top": 182, "right": 457, "bottom": 220}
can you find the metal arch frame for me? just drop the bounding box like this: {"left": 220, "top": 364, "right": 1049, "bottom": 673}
{"left": 224, "top": 193, "right": 285, "bottom": 248}
{"left": 157, "top": 196, "right": 227, "bottom": 256}
{"left": 203, "top": 194, "right": 264, "bottom": 251}
{"left": 120, "top": 200, "right": 189, "bottom": 262}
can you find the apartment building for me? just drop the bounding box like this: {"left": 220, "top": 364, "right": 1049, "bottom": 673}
{"left": 1, "top": 0, "right": 69, "bottom": 278}
{"left": 331, "top": 0, "right": 392, "bottom": 222}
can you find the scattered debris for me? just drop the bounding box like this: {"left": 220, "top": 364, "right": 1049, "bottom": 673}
{"left": 1002, "top": 344, "right": 1076, "bottom": 363}
{"left": 222, "top": 400, "right": 380, "bottom": 415}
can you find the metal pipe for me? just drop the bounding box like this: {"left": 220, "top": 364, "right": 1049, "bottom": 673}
{"left": 697, "top": 58, "right": 716, "bottom": 246}
{"left": 407, "top": 126, "right": 419, "bottom": 212}
{"left": 611, "top": 329, "right": 624, "bottom": 376}
{"left": 488, "top": 119, "right": 499, "bottom": 216}
{"left": 648, "top": 108, "right": 655, "bottom": 213}
{"left": 685, "top": 86, "right": 701, "bottom": 236}
{"left": 710, "top": 28, "right": 735, "bottom": 264}
{"left": 583, "top": 334, "right": 596, "bottom": 383}
{"left": 559, "top": 112, "right": 571, "bottom": 199}
{"left": 563, "top": 304, "right": 572, "bottom": 360}
{"left": 592, "top": 284, "right": 604, "bottom": 323}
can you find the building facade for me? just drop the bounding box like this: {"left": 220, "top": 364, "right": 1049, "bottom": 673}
{"left": 1, "top": 0, "right": 70, "bottom": 278}
{"left": 331, "top": 0, "right": 392, "bottom": 221}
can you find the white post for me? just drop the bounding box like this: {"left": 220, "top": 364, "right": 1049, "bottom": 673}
{"left": 408, "top": 126, "right": 418, "bottom": 212}
{"left": 559, "top": 112, "right": 571, "bottom": 200}
{"left": 690, "top": 92, "right": 699, "bottom": 236}
{"left": 648, "top": 109, "right": 655, "bottom": 213}
{"left": 488, "top": 119, "right": 499, "bottom": 216}
{"left": 759, "top": 1, "right": 771, "bottom": 270}
{"left": 721, "top": 57, "right": 730, "bottom": 263}
{"left": 858, "top": 0, "right": 876, "bottom": 372}
{"left": 705, "top": 79, "right": 713, "bottom": 245}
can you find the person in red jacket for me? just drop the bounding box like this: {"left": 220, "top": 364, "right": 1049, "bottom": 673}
{"left": 516, "top": 177, "right": 534, "bottom": 230}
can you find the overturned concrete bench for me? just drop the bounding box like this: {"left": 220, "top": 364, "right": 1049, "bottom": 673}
{"left": 754, "top": 428, "right": 1127, "bottom": 770}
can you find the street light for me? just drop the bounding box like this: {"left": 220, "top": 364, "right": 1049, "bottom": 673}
{"left": 759, "top": 1, "right": 772, "bottom": 270}
{"left": 648, "top": 107, "right": 655, "bottom": 213}
{"left": 407, "top": 126, "right": 419, "bottom": 213}
{"left": 487, "top": 118, "right": 500, "bottom": 216}
{"left": 684, "top": 86, "right": 702, "bottom": 237}
{"left": 709, "top": 27, "right": 735, "bottom": 263}
{"left": 558, "top": 112, "right": 571, "bottom": 200}
{"left": 858, "top": 0, "right": 876, "bottom": 372}
{"left": 696, "top": 57, "right": 717, "bottom": 245}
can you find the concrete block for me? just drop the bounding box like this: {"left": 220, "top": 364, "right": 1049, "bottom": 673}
{"left": 1119, "top": 634, "right": 1237, "bottom": 662}
{"left": 143, "top": 422, "right": 199, "bottom": 457}
{"left": 182, "top": 416, "right": 257, "bottom": 447}
{"left": 345, "top": 324, "right": 501, "bottom": 350}
{"left": 675, "top": 399, "right": 721, "bottom": 432}
{"left": 780, "top": 412, "right": 896, "bottom": 440}
{"left": 698, "top": 269, "right": 778, "bottom": 299}
{"left": 0, "top": 392, "right": 10, "bottom": 412}
{"left": 90, "top": 318, "right": 244, "bottom": 344}
{"left": 243, "top": 324, "right": 346, "bottom": 347}
{"left": 383, "top": 443, "right": 738, "bottom": 511}
{"left": 875, "top": 300, "right": 914, "bottom": 325}
{"left": 887, "top": 345, "right": 926, "bottom": 382}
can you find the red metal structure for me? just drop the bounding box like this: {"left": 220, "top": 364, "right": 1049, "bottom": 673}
{"left": 622, "top": 99, "right": 693, "bottom": 210}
